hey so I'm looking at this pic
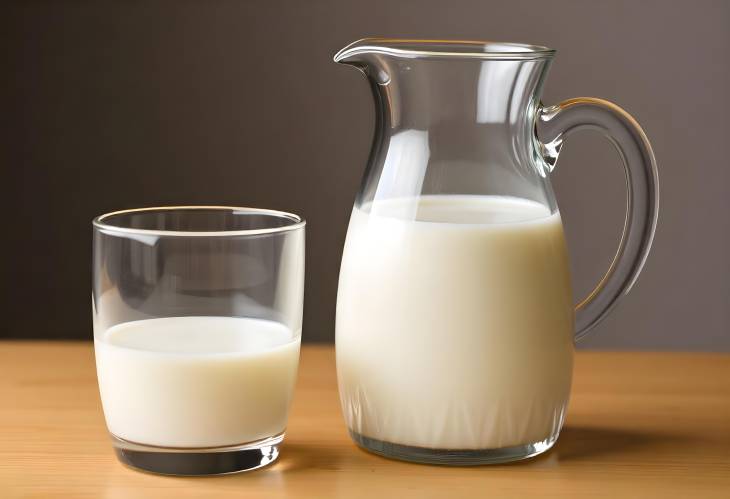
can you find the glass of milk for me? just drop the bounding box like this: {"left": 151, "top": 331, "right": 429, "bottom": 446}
{"left": 92, "top": 206, "right": 305, "bottom": 475}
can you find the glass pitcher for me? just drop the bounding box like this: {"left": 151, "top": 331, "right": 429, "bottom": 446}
{"left": 334, "top": 39, "right": 658, "bottom": 465}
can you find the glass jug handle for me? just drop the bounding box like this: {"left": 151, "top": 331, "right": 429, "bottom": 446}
{"left": 537, "top": 98, "right": 659, "bottom": 341}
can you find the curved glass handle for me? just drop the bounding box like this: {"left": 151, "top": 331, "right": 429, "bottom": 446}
{"left": 538, "top": 98, "right": 659, "bottom": 341}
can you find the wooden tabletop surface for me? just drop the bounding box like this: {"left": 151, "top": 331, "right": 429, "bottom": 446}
{"left": 1, "top": 342, "right": 728, "bottom": 498}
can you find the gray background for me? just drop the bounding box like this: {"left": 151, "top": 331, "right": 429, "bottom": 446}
{"left": 3, "top": 0, "right": 728, "bottom": 350}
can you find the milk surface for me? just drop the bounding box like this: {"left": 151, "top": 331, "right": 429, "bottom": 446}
{"left": 336, "top": 195, "right": 574, "bottom": 449}
{"left": 95, "top": 316, "right": 300, "bottom": 448}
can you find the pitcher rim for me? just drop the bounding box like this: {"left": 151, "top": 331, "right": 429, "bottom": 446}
{"left": 334, "top": 38, "right": 556, "bottom": 62}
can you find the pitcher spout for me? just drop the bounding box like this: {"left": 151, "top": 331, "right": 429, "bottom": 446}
{"left": 333, "top": 38, "right": 399, "bottom": 84}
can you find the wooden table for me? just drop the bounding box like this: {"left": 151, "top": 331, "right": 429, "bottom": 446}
{"left": 1, "top": 343, "right": 728, "bottom": 498}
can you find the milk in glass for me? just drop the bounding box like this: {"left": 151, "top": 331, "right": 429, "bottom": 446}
{"left": 95, "top": 316, "right": 300, "bottom": 448}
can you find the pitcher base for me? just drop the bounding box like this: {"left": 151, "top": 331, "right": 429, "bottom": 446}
{"left": 349, "top": 430, "right": 558, "bottom": 465}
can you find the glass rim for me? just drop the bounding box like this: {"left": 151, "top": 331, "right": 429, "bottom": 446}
{"left": 92, "top": 205, "right": 306, "bottom": 237}
{"left": 334, "top": 38, "right": 556, "bottom": 62}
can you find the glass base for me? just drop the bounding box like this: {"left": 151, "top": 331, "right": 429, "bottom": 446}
{"left": 111, "top": 433, "right": 283, "bottom": 475}
{"left": 350, "top": 430, "right": 558, "bottom": 465}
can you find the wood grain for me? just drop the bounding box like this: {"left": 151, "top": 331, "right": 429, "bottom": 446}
{"left": 0, "top": 342, "right": 728, "bottom": 498}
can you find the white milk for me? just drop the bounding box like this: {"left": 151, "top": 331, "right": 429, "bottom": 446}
{"left": 336, "top": 195, "right": 574, "bottom": 450}
{"left": 95, "top": 316, "right": 300, "bottom": 448}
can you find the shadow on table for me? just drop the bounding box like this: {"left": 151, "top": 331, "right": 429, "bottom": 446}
{"left": 273, "top": 442, "right": 358, "bottom": 473}
{"left": 551, "top": 425, "right": 690, "bottom": 462}
{"left": 277, "top": 426, "right": 696, "bottom": 471}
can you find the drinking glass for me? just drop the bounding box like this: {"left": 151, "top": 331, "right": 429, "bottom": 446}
{"left": 92, "top": 206, "right": 305, "bottom": 475}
